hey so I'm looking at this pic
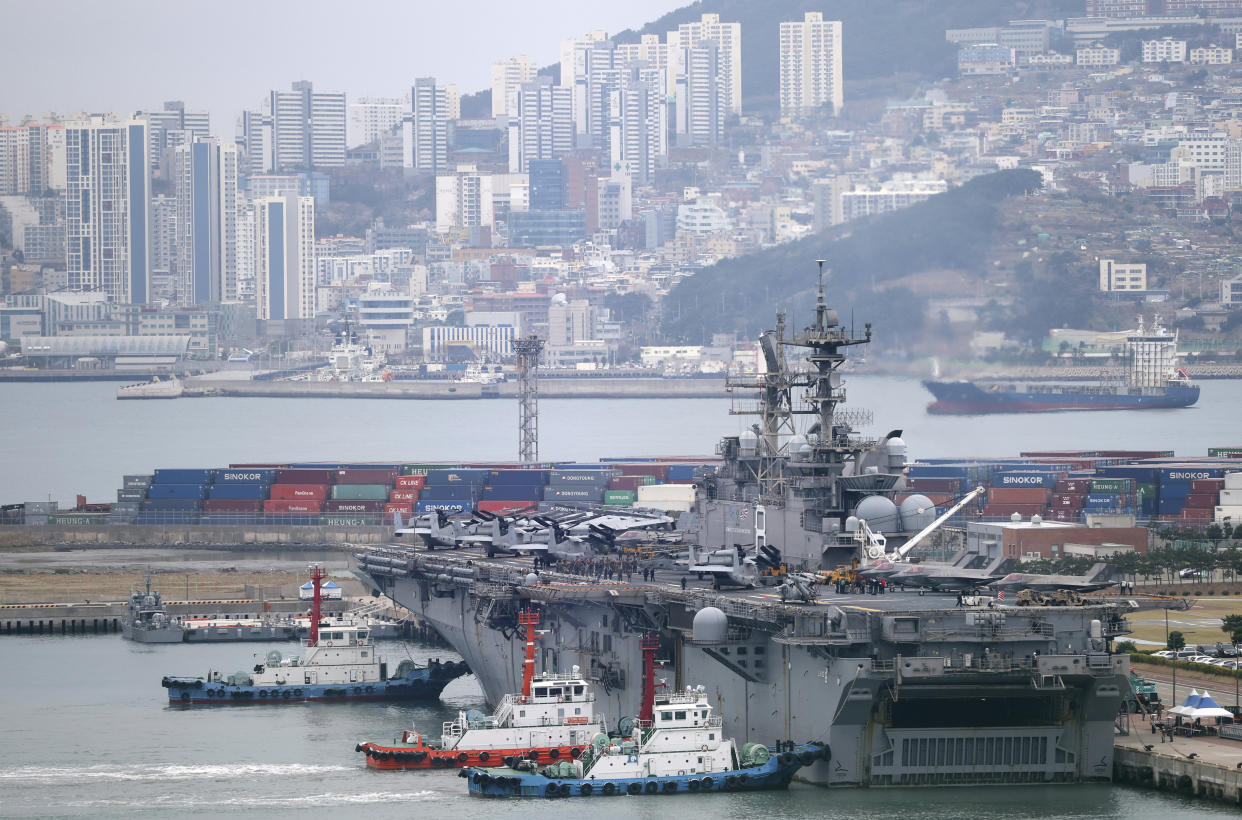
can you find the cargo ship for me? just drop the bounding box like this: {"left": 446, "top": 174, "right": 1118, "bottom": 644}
{"left": 161, "top": 567, "right": 469, "bottom": 704}
{"left": 355, "top": 266, "right": 1136, "bottom": 788}
{"left": 924, "top": 316, "right": 1199, "bottom": 414}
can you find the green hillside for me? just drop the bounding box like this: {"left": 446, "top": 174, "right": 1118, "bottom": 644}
{"left": 661, "top": 169, "right": 1044, "bottom": 346}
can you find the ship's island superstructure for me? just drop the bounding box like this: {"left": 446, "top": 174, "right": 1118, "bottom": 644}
{"left": 356, "top": 265, "right": 1133, "bottom": 787}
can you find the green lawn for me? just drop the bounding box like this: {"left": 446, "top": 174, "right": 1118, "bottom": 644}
{"left": 1127, "top": 598, "right": 1242, "bottom": 647}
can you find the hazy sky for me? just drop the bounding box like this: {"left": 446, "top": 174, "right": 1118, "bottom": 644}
{"left": 3, "top": 0, "right": 683, "bottom": 133}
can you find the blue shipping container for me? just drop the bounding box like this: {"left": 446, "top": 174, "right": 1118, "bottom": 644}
{"left": 142, "top": 499, "right": 203, "bottom": 510}
{"left": 543, "top": 487, "right": 604, "bottom": 501}
{"left": 152, "top": 469, "right": 215, "bottom": 485}
{"left": 667, "top": 465, "right": 706, "bottom": 481}
{"left": 423, "top": 485, "right": 480, "bottom": 501}
{"left": 208, "top": 484, "right": 269, "bottom": 500}
{"left": 1158, "top": 481, "right": 1193, "bottom": 498}
{"left": 416, "top": 500, "right": 470, "bottom": 515}
{"left": 215, "top": 469, "right": 277, "bottom": 484}
{"left": 993, "top": 472, "right": 1059, "bottom": 489}
{"left": 487, "top": 470, "right": 550, "bottom": 485}
{"left": 482, "top": 485, "right": 543, "bottom": 502}
{"left": 146, "top": 484, "right": 207, "bottom": 500}
{"left": 424, "top": 469, "right": 490, "bottom": 485}
{"left": 1159, "top": 467, "right": 1225, "bottom": 483}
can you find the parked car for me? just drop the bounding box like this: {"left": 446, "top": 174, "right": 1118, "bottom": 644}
{"left": 1216, "top": 643, "right": 1238, "bottom": 657}
{"left": 1151, "top": 650, "right": 1176, "bottom": 658}
{"left": 1195, "top": 644, "right": 1221, "bottom": 657}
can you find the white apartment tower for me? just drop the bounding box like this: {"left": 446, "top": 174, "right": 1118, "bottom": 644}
{"left": 491, "top": 55, "right": 538, "bottom": 117}
{"left": 254, "top": 193, "right": 315, "bottom": 320}
{"left": 508, "top": 78, "right": 574, "bottom": 172}
{"left": 64, "top": 118, "right": 152, "bottom": 304}
{"left": 236, "top": 110, "right": 273, "bottom": 176}
{"left": 0, "top": 123, "right": 49, "bottom": 195}
{"left": 135, "top": 100, "right": 210, "bottom": 173}
{"left": 268, "top": 81, "right": 346, "bottom": 171}
{"left": 348, "top": 98, "right": 405, "bottom": 148}
{"left": 405, "top": 77, "right": 459, "bottom": 174}
{"left": 614, "top": 67, "right": 667, "bottom": 185}
{"left": 673, "top": 13, "right": 742, "bottom": 116}
{"left": 435, "top": 166, "right": 495, "bottom": 232}
{"left": 779, "top": 13, "right": 843, "bottom": 116}
{"left": 675, "top": 41, "right": 727, "bottom": 147}
{"left": 172, "top": 138, "right": 240, "bottom": 305}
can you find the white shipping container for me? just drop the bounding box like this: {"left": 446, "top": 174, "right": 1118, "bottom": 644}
{"left": 631, "top": 500, "right": 693, "bottom": 513}
{"left": 637, "top": 484, "right": 696, "bottom": 503}
{"left": 1225, "top": 471, "right": 1242, "bottom": 490}
{"left": 1219, "top": 488, "right": 1242, "bottom": 505}
{"left": 1214, "top": 505, "right": 1242, "bottom": 522}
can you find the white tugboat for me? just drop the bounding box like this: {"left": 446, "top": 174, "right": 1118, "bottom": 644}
{"left": 357, "top": 609, "right": 605, "bottom": 769}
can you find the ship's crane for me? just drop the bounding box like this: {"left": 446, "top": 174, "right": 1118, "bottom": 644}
{"left": 858, "top": 486, "right": 985, "bottom": 563}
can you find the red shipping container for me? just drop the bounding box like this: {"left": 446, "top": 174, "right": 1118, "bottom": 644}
{"left": 1191, "top": 479, "right": 1225, "bottom": 492}
{"left": 1185, "top": 493, "right": 1219, "bottom": 510}
{"left": 906, "top": 478, "right": 966, "bottom": 493}
{"left": 609, "top": 476, "right": 648, "bottom": 491}
{"left": 389, "top": 490, "right": 420, "bottom": 502}
{"left": 203, "top": 499, "right": 264, "bottom": 513}
{"left": 275, "top": 469, "right": 336, "bottom": 485}
{"left": 477, "top": 500, "right": 537, "bottom": 515}
{"left": 987, "top": 487, "right": 1050, "bottom": 505}
{"left": 264, "top": 499, "right": 322, "bottom": 513}
{"left": 983, "top": 503, "right": 1045, "bottom": 518}
{"left": 395, "top": 475, "right": 426, "bottom": 490}
{"left": 270, "top": 484, "right": 329, "bottom": 500}
{"left": 322, "top": 499, "right": 386, "bottom": 513}
{"left": 229, "top": 463, "right": 288, "bottom": 468}
{"left": 1057, "top": 479, "right": 1088, "bottom": 493}
{"left": 611, "top": 464, "right": 669, "bottom": 480}
{"left": 1049, "top": 509, "right": 1080, "bottom": 521}
{"left": 1181, "top": 508, "right": 1212, "bottom": 520}
{"left": 335, "top": 468, "right": 398, "bottom": 485}
{"left": 384, "top": 502, "right": 415, "bottom": 516}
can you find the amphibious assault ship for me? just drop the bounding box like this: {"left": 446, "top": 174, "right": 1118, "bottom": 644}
{"left": 356, "top": 265, "right": 1133, "bottom": 788}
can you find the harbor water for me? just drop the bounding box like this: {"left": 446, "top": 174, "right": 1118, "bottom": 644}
{"left": 1, "top": 377, "right": 1239, "bottom": 504}
{"left": 0, "top": 634, "right": 1237, "bottom": 818}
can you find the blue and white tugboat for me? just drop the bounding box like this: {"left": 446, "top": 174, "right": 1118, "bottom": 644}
{"left": 460, "top": 634, "right": 824, "bottom": 798}
{"left": 161, "top": 566, "right": 468, "bottom": 705}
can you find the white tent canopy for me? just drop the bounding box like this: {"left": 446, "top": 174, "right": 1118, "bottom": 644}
{"left": 1188, "top": 692, "right": 1234, "bottom": 719}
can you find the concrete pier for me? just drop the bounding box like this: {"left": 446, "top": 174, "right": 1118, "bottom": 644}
{"left": 1115, "top": 711, "right": 1242, "bottom": 805}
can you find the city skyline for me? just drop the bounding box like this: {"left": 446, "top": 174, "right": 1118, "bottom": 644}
{"left": 1, "top": 0, "right": 683, "bottom": 132}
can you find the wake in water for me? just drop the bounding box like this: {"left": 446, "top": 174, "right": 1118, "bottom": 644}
{"left": 0, "top": 762, "right": 355, "bottom": 784}
{"left": 57, "top": 790, "right": 439, "bottom": 811}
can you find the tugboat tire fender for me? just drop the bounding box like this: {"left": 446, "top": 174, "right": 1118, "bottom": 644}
{"left": 627, "top": 782, "right": 642, "bottom": 795}
{"left": 457, "top": 752, "right": 468, "bottom": 762}
{"left": 688, "top": 779, "right": 700, "bottom": 791}
{"left": 411, "top": 751, "right": 427, "bottom": 762}
{"left": 282, "top": 690, "right": 290, "bottom": 699}
{"left": 478, "top": 752, "right": 490, "bottom": 762}
{"left": 602, "top": 782, "right": 615, "bottom": 795}
{"left": 365, "top": 685, "right": 374, "bottom": 694}
{"left": 798, "top": 751, "right": 816, "bottom": 766}
{"left": 293, "top": 689, "right": 303, "bottom": 697}
{"left": 527, "top": 750, "right": 540, "bottom": 760}
{"left": 570, "top": 747, "right": 582, "bottom": 759}
{"left": 725, "top": 775, "right": 738, "bottom": 789}
{"left": 545, "top": 783, "right": 558, "bottom": 797}
{"left": 258, "top": 690, "right": 267, "bottom": 698}
{"left": 663, "top": 781, "right": 678, "bottom": 792}
{"left": 549, "top": 748, "right": 560, "bottom": 759}
{"left": 645, "top": 781, "right": 659, "bottom": 794}
{"left": 701, "top": 777, "right": 714, "bottom": 791}
{"left": 579, "top": 783, "right": 593, "bottom": 796}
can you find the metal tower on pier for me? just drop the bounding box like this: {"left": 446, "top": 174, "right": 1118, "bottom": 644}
{"left": 513, "top": 335, "right": 545, "bottom": 463}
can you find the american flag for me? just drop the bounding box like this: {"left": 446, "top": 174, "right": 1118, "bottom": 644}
{"left": 997, "top": 590, "right": 1005, "bottom": 601}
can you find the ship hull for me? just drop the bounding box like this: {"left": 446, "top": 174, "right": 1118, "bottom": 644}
{"left": 357, "top": 743, "right": 586, "bottom": 770}
{"left": 161, "top": 661, "right": 468, "bottom": 705}
{"left": 924, "top": 380, "right": 1199, "bottom": 414}
{"left": 122, "top": 624, "right": 184, "bottom": 643}
{"left": 462, "top": 748, "right": 816, "bottom": 798}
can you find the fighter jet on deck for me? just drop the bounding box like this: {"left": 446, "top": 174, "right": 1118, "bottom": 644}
{"left": 987, "top": 562, "right": 1118, "bottom": 593}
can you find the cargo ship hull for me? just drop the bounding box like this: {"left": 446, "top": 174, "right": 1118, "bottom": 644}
{"left": 924, "top": 380, "right": 1199, "bottom": 414}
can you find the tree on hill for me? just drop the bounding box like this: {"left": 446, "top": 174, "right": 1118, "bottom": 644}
{"left": 1223, "top": 615, "right": 1242, "bottom": 646}
{"left": 662, "top": 169, "right": 1042, "bottom": 345}
{"left": 1167, "top": 630, "right": 1186, "bottom": 651}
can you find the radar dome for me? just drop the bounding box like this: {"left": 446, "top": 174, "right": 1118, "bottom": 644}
{"left": 823, "top": 308, "right": 839, "bottom": 327}
{"left": 854, "top": 496, "right": 900, "bottom": 531}
{"left": 692, "top": 606, "right": 727, "bottom": 644}
{"left": 738, "top": 430, "right": 758, "bottom": 456}
{"left": 1010, "top": 512, "right": 1022, "bottom": 522}
{"left": 524, "top": 572, "right": 541, "bottom": 586}
{"left": 1031, "top": 514, "right": 1042, "bottom": 525}
{"left": 844, "top": 515, "right": 860, "bottom": 533}
{"left": 898, "top": 495, "right": 936, "bottom": 533}
{"left": 886, "top": 437, "right": 908, "bottom": 470}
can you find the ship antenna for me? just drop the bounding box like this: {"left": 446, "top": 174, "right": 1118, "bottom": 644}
{"left": 518, "top": 608, "right": 542, "bottom": 699}
{"left": 815, "top": 259, "right": 827, "bottom": 331}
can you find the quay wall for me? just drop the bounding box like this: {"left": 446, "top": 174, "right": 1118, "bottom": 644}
{"left": 175, "top": 378, "right": 731, "bottom": 400}
{"left": 0, "top": 525, "right": 393, "bottom": 549}
{"left": 1114, "top": 744, "right": 1242, "bottom": 805}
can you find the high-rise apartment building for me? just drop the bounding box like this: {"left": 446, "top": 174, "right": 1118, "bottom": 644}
{"left": 173, "top": 138, "right": 240, "bottom": 305}
{"left": 254, "top": 193, "right": 315, "bottom": 321}
{"left": 491, "top": 55, "right": 538, "bottom": 117}
{"left": 675, "top": 42, "right": 727, "bottom": 147}
{"left": 614, "top": 67, "right": 667, "bottom": 185}
{"left": 508, "top": 78, "right": 573, "bottom": 172}
{"left": 236, "top": 110, "right": 273, "bottom": 176}
{"left": 135, "top": 101, "right": 210, "bottom": 173}
{"left": 616, "top": 34, "right": 673, "bottom": 96}
{"left": 347, "top": 98, "right": 405, "bottom": 148}
{"left": 64, "top": 118, "right": 152, "bottom": 304}
{"left": 673, "top": 13, "right": 742, "bottom": 116}
{"left": 405, "top": 77, "right": 459, "bottom": 173}
{"left": 779, "top": 13, "right": 843, "bottom": 116}
{"left": 268, "top": 81, "right": 346, "bottom": 171}
{"left": 0, "top": 123, "right": 49, "bottom": 195}
{"left": 435, "top": 165, "right": 494, "bottom": 232}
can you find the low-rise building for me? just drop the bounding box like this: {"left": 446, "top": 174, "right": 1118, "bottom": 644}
{"left": 1098, "top": 259, "right": 1148, "bottom": 292}
{"left": 1142, "top": 38, "right": 1187, "bottom": 63}
{"left": 1189, "top": 46, "right": 1233, "bottom": 65}
{"left": 1076, "top": 46, "right": 1120, "bottom": 66}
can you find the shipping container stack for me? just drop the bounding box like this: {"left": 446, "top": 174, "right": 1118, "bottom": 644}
{"left": 138, "top": 468, "right": 213, "bottom": 525}
{"left": 113, "top": 473, "right": 152, "bottom": 524}
{"left": 478, "top": 470, "right": 547, "bottom": 516}
{"left": 266, "top": 467, "right": 334, "bottom": 524}
{"left": 542, "top": 467, "right": 615, "bottom": 510}
{"left": 418, "top": 469, "right": 489, "bottom": 516}
{"left": 202, "top": 468, "right": 275, "bottom": 525}
{"left": 1216, "top": 471, "right": 1242, "bottom": 524}
{"left": 326, "top": 467, "right": 400, "bottom": 526}
{"left": 387, "top": 474, "right": 426, "bottom": 521}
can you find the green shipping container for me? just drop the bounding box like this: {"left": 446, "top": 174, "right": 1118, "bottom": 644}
{"left": 401, "top": 464, "right": 463, "bottom": 476}
{"left": 49, "top": 513, "right": 108, "bottom": 526}
{"left": 604, "top": 490, "right": 637, "bottom": 506}
{"left": 320, "top": 514, "right": 381, "bottom": 527}
{"left": 331, "top": 484, "right": 389, "bottom": 500}
{"left": 1208, "top": 448, "right": 1242, "bottom": 458}
{"left": 643, "top": 476, "right": 656, "bottom": 485}
{"left": 1089, "top": 479, "right": 1131, "bottom": 493}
